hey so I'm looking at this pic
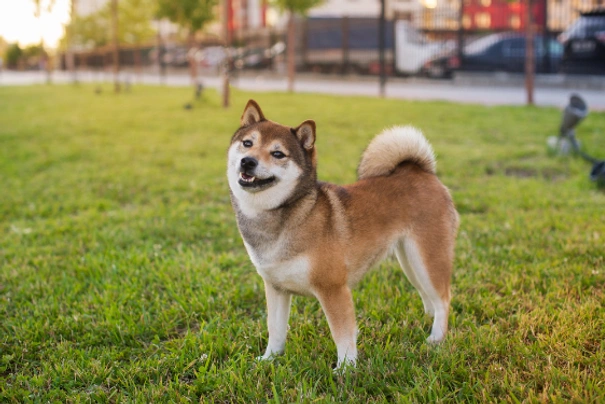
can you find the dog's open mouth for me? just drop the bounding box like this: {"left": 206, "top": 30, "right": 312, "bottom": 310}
{"left": 238, "top": 172, "right": 276, "bottom": 188}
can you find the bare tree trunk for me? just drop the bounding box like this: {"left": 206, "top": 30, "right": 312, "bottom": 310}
{"left": 67, "top": 0, "right": 77, "bottom": 84}
{"left": 156, "top": 24, "right": 166, "bottom": 85}
{"left": 525, "top": 0, "right": 534, "bottom": 105}
{"left": 287, "top": 11, "right": 295, "bottom": 93}
{"left": 34, "top": 3, "right": 52, "bottom": 84}
{"left": 134, "top": 45, "right": 142, "bottom": 83}
{"left": 42, "top": 40, "right": 52, "bottom": 84}
{"left": 111, "top": 0, "right": 120, "bottom": 93}
{"left": 188, "top": 30, "right": 199, "bottom": 91}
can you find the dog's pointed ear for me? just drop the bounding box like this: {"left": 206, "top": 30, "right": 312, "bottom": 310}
{"left": 293, "top": 120, "right": 316, "bottom": 150}
{"left": 241, "top": 99, "right": 266, "bottom": 127}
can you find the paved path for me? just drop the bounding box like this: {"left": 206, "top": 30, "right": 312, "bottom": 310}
{"left": 2, "top": 70, "right": 604, "bottom": 110}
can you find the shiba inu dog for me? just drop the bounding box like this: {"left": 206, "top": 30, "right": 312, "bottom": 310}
{"left": 227, "top": 100, "right": 459, "bottom": 368}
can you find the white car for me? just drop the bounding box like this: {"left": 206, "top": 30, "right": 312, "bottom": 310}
{"left": 395, "top": 21, "right": 454, "bottom": 75}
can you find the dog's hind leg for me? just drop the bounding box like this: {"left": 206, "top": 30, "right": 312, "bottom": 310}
{"left": 395, "top": 240, "right": 435, "bottom": 316}
{"left": 399, "top": 236, "right": 453, "bottom": 344}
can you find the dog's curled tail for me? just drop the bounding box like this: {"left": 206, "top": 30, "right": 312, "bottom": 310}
{"left": 358, "top": 125, "right": 436, "bottom": 179}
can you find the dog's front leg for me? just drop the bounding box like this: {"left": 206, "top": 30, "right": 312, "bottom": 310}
{"left": 259, "top": 281, "right": 292, "bottom": 360}
{"left": 315, "top": 286, "right": 357, "bottom": 368}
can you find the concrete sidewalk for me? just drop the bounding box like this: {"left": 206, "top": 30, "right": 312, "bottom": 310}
{"left": 1, "top": 70, "right": 604, "bottom": 110}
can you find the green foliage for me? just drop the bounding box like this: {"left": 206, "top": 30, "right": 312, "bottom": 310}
{"left": 62, "top": 0, "right": 156, "bottom": 49}
{"left": 0, "top": 85, "right": 604, "bottom": 401}
{"left": 68, "top": 11, "right": 111, "bottom": 48}
{"left": 0, "top": 36, "right": 7, "bottom": 57}
{"left": 156, "top": 0, "right": 218, "bottom": 33}
{"left": 22, "top": 43, "right": 46, "bottom": 58}
{"left": 117, "top": 0, "right": 157, "bottom": 45}
{"left": 271, "top": 0, "right": 323, "bottom": 15}
{"left": 4, "top": 43, "right": 23, "bottom": 67}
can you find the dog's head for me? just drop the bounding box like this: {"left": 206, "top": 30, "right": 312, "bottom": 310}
{"left": 227, "top": 100, "right": 317, "bottom": 211}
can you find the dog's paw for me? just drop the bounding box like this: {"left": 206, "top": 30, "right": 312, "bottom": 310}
{"left": 333, "top": 357, "right": 356, "bottom": 373}
{"left": 256, "top": 351, "right": 281, "bottom": 361}
{"left": 426, "top": 334, "right": 445, "bottom": 344}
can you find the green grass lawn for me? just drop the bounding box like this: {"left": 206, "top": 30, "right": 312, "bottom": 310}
{"left": 1, "top": 84, "right": 604, "bottom": 402}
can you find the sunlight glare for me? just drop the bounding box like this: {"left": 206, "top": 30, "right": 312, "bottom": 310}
{"left": 0, "top": 0, "right": 71, "bottom": 48}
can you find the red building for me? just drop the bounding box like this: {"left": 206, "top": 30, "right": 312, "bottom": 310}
{"left": 462, "top": 0, "right": 546, "bottom": 31}
{"left": 225, "top": 0, "right": 269, "bottom": 43}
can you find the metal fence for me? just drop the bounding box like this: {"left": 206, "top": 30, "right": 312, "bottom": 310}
{"left": 299, "top": 0, "right": 604, "bottom": 76}
{"left": 61, "top": 1, "right": 604, "bottom": 77}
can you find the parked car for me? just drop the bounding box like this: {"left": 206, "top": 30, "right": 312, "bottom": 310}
{"left": 233, "top": 42, "right": 285, "bottom": 70}
{"left": 198, "top": 46, "right": 228, "bottom": 68}
{"left": 395, "top": 20, "right": 454, "bottom": 75}
{"left": 150, "top": 45, "right": 189, "bottom": 67}
{"left": 421, "top": 32, "right": 563, "bottom": 78}
{"left": 559, "top": 9, "right": 605, "bottom": 74}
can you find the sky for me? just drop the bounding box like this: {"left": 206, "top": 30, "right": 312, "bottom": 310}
{"left": 0, "top": 0, "right": 71, "bottom": 48}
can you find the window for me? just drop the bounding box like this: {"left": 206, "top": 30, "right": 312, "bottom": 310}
{"left": 462, "top": 14, "right": 473, "bottom": 29}
{"left": 509, "top": 15, "right": 521, "bottom": 29}
{"left": 475, "top": 12, "right": 491, "bottom": 29}
{"left": 462, "top": 14, "right": 472, "bottom": 29}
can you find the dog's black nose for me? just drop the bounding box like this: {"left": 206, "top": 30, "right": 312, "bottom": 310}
{"left": 241, "top": 157, "right": 258, "bottom": 170}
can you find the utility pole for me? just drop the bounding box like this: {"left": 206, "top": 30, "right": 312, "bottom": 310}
{"left": 378, "top": 0, "right": 386, "bottom": 98}
{"left": 525, "top": 0, "right": 534, "bottom": 105}
{"left": 111, "top": 0, "right": 120, "bottom": 93}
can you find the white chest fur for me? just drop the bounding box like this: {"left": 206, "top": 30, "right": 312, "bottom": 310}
{"left": 244, "top": 241, "right": 312, "bottom": 295}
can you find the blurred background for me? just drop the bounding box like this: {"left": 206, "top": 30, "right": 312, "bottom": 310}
{"left": 0, "top": 0, "right": 603, "bottom": 86}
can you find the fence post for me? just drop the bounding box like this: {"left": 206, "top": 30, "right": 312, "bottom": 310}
{"left": 542, "top": 0, "right": 551, "bottom": 73}
{"left": 342, "top": 16, "right": 349, "bottom": 74}
{"left": 302, "top": 18, "right": 308, "bottom": 69}
{"left": 222, "top": 0, "right": 230, "bottom": 108}
{"left": 379, "top": 0, "right": 386, "bottom": 97}
{"left": 111, "top": 0, "right": 120, "bottom": 93}
{"left": 525, "top": 0, "right": 535, "bottom": 106}
{"left": 458, "top": 0, "right": 464, "bottom": 66}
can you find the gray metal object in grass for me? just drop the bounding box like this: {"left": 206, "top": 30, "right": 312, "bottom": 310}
{"left": 548, "top": 94, "right": 605, "bottom": 185}
{"left": 195, "top": 83, "right": 204, "bottom": 99}
{"left": 547, "top": 94, "right": 588, "bottom": 155}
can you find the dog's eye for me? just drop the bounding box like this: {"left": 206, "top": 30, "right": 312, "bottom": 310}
{"left": 271, "top": 151, "right": 286, "bottom": 159}
{"left": 242, "top": 140, "right": 253, "bottom": 148}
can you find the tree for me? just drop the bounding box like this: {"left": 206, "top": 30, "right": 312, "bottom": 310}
{"left": 156, "top": 0, "right": 218, "bottom": 90}
{"left": 33, "top": 0, "right": 56, "bottom": 83}
{"left": 60, "top": 0, "right": 156, "bottom": 86}
{"left": 272, "top": 0, "right": 323, "bottom": 92}
{"left": 0, "top": 36, "right": 8, "bottom": 68}
{"left": 119, "top": 0, "right": 156, "bottom": 78}
{"left": 5, "top": 43, "right": 23, "bottom": 69}
{"left": 65, "top": 0, "right": 76, "bottom": 83}
{"left": 111, "top": 0, "right": 119, "bottom": 93}
{"left": 65, "top": 10, "right": 110, "bottom": 48}
{"left": 63, "top": 0, "right": 155, "bottom": 49}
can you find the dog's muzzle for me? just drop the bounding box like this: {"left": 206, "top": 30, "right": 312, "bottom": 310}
{"left": 238, "top": 157, "right": 276, "bottom": 189}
